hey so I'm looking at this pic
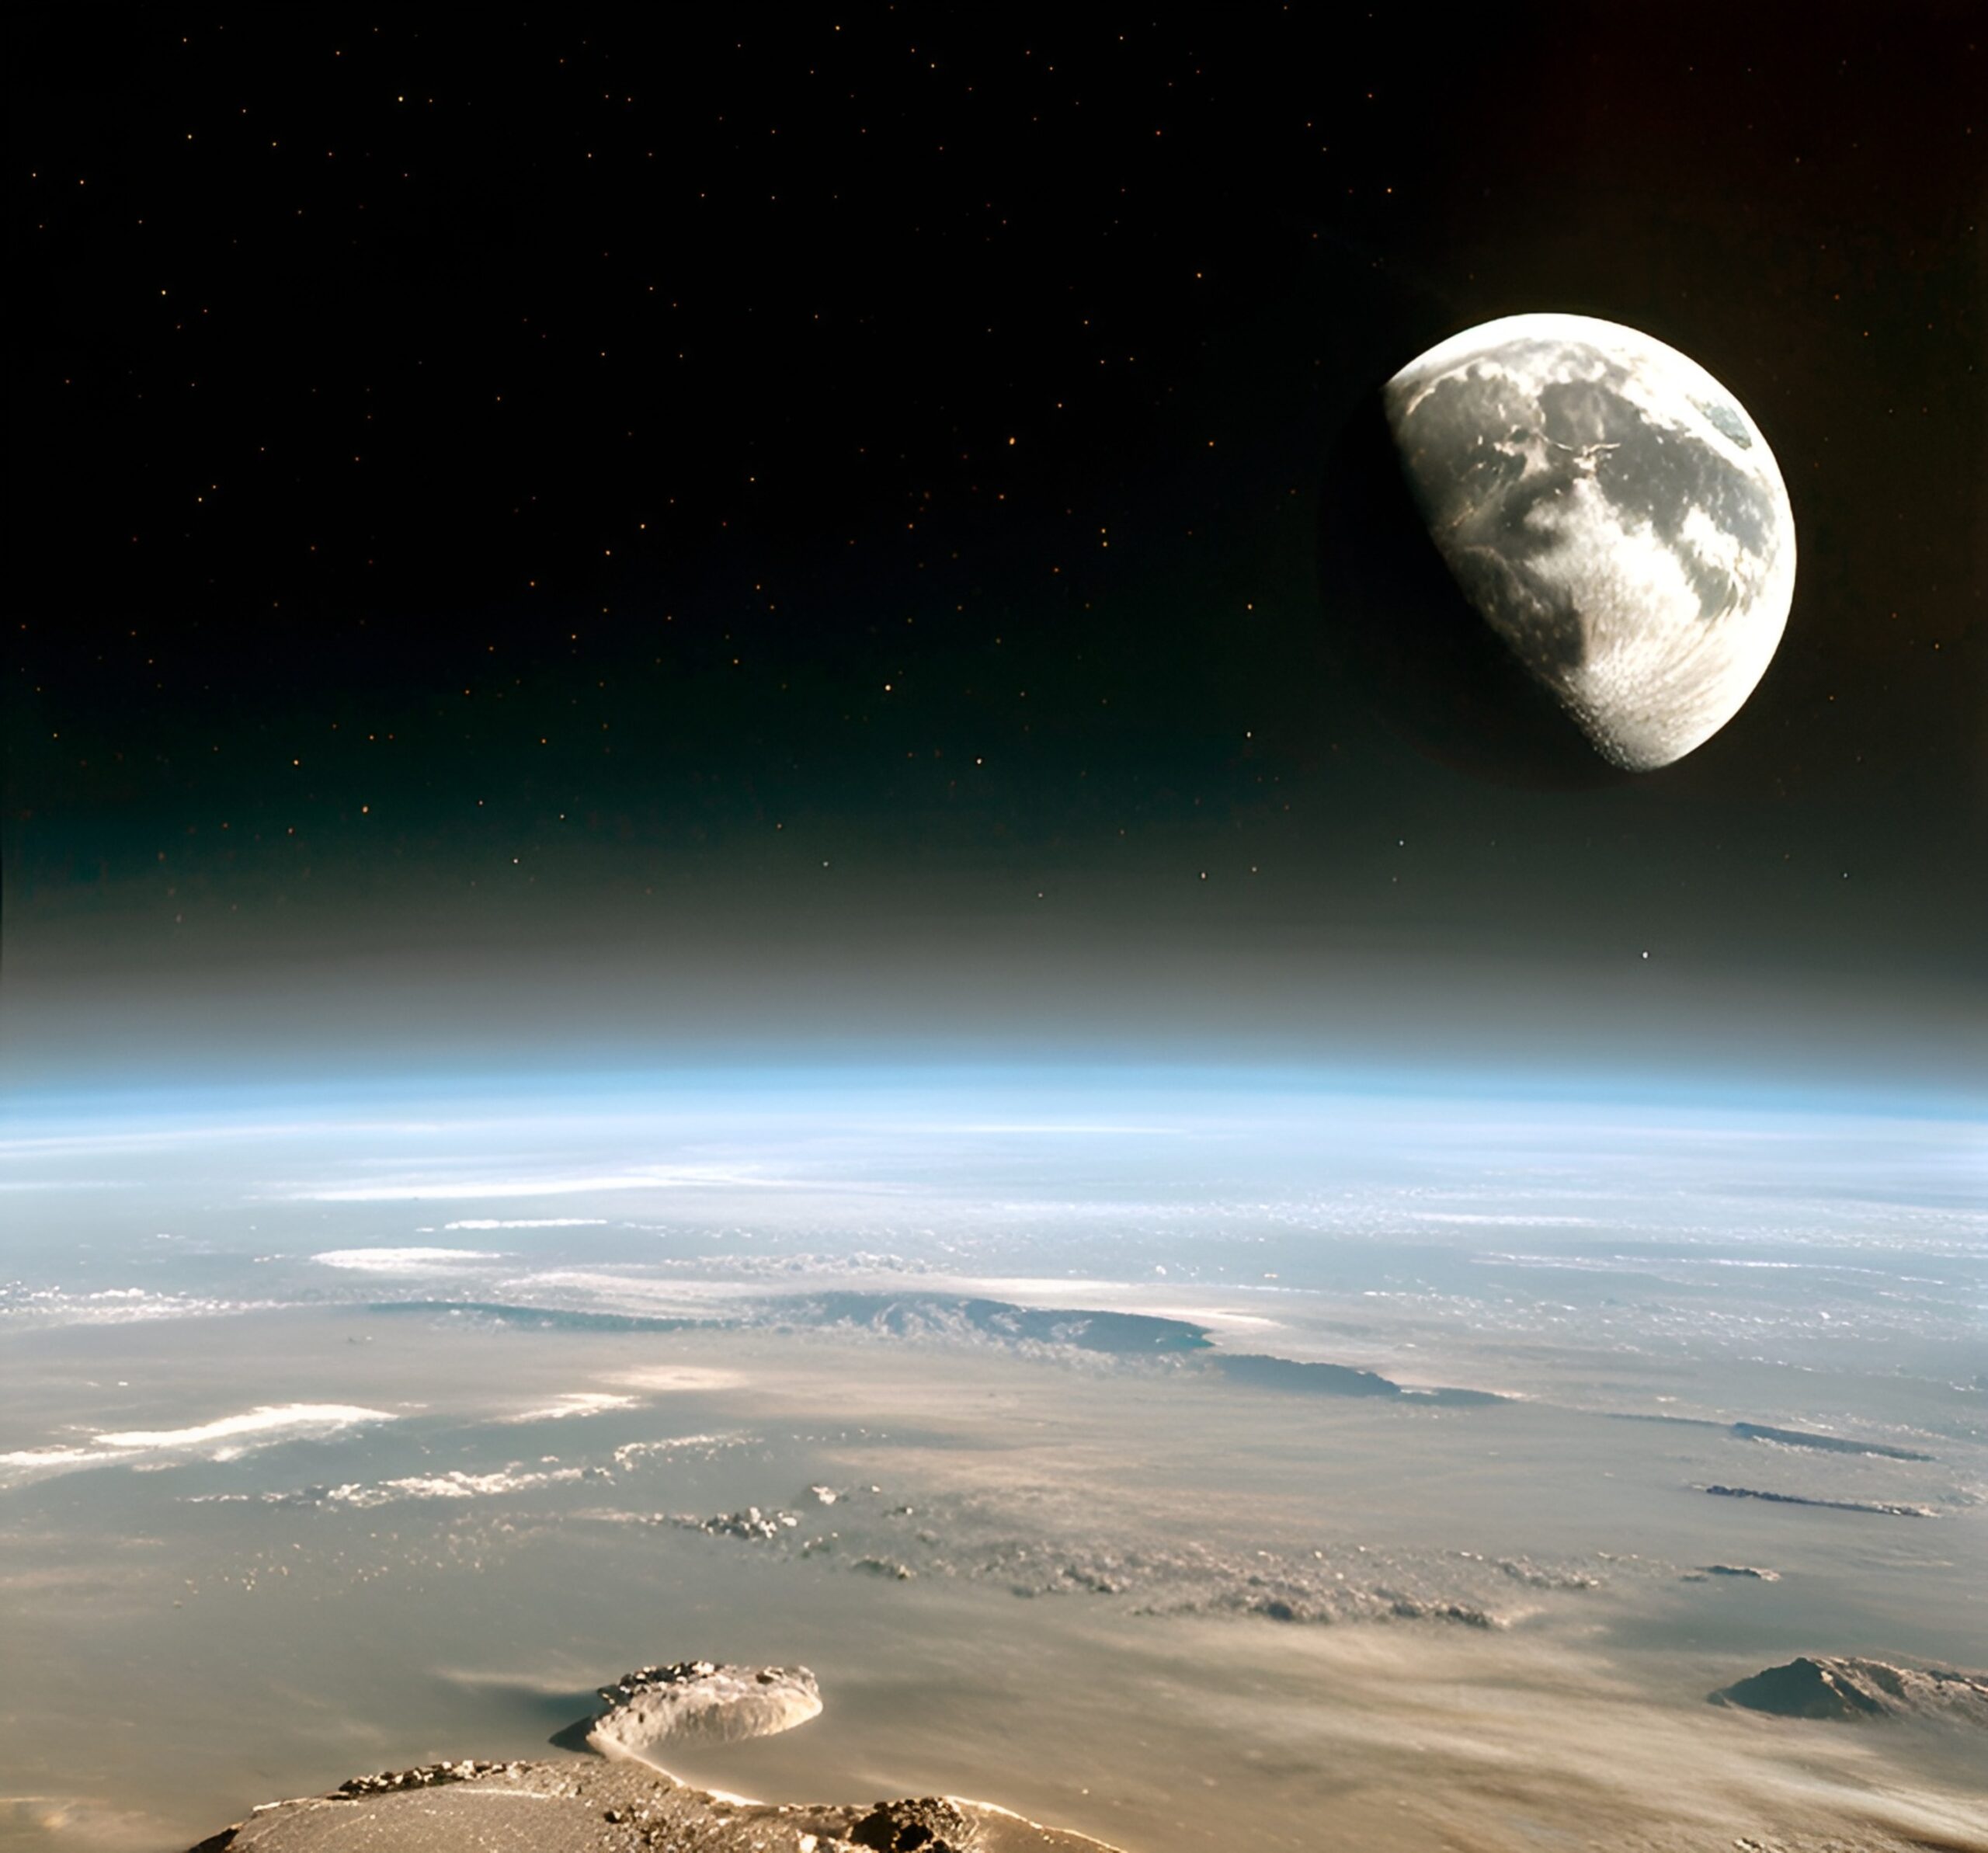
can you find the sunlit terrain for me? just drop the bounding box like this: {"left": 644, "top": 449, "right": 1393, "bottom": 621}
{"left": 2, "top": 1070, "right": 1983, "bottom": 1851}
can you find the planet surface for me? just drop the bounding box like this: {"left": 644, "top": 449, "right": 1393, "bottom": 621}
{"left": 4, "top": 1076, "right": 1984, "bottom": 1851}
{"left": 1383, "top": 313, "right": 1795, "bottom": 770}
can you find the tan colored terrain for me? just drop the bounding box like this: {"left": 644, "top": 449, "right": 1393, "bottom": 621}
{"left": 189, "top": 1757, "right": 1123, "bottom": 1853}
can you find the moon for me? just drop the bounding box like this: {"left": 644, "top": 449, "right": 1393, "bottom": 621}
{"left": 1383, "top": 313, "right": 1796, "bottom": 771}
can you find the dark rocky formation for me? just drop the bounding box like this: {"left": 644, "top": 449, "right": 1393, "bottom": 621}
{"left": 789, "top": 1294, "right": 1212, "bottom": 1355}
{"left": 1211, "top": 1352, "right": 1401, "bottom": 1397}
{"left": 182, "top": 1757, "right": 1123, "bottom": 1852}
{"left": 1731, "top": 1422, "right": 1934, "bottom": 1462}
{"left": 1612, "top": 1412, "right": 1939, "bottom": 1461}
{"left": 850, "top": 1796, "right": 978, "bottom": 1850}
{"left": 1701, "top": 1486, "right": 1937, "bottom": 1518}
{"left": 367, "top": 1293, "right": 1523, "bottom": 1413}
{"left": 1710, "top": 1657, "right": 1988, "bottom": 1725}
{"left": 1209, "top": 1351, "right": 1503, "bottom": 1404}
{"left": 364, "top": 1291, "right": 1212, "bottom": 1357}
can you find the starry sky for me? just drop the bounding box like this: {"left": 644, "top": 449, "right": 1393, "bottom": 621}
{"left": 6, "top": 9, "right": 1983, "bottom": 1100}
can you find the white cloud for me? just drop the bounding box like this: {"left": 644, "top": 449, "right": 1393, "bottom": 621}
{"left": 93, "top": 1403, "right": 393, "bottom": 1450}
{"left": 311, "top": 1247, "right": 500, "bottom": 1272}
{"left": 443, "top": 1218, "right": 609, "bottom": 1230}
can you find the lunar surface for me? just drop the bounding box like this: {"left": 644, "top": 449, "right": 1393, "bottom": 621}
{"left": 1384, "top": 313, "right": 1795, "bottom": 770}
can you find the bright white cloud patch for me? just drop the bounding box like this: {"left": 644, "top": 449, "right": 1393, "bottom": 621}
{"left": 287, "top": 1165, "right": 779, "bottom": 1202}
{"left": 505, "top": 1392, "right": 640, "bottom": 1422}
{"left": 311, "top": 1246, "right": 500, "bottom": 1272}
{"left": 443, "top": 1218, "right": 609, "bottom": 1229}
{"left": 93, "top": 1403, "right": 393, "bottom": 1450}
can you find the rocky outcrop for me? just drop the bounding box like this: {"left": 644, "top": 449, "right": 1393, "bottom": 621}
{"left": 663, "top": 1483, "right": 1608, "bottom": 1629}
{"left": 584, "top": 1661, "right": 822, "bottom": 1757}
{"left": 849, "top": 1796, "right": 978, "bottom": 1850}
{"left": 182, "top": 1757, "right": 1124, "bottom": 1852}
{"left": 779, "top": 1294, "right": 1212, "bottom": 1356}
{"left": 1209, "top": 1352, "right": 1503, "bottom": 1404}
{"left": 677, "top": 1506, "right": 803, "bottom": 1541}
{"left": 1729, "top": 1422, "right": 1933, "bottom": 1462}
{"left": 1700, "top": 1486, "right": 1937, "bottom": 1518}
{"left": 1710, "top": 1657, "right": 1988, "bottom": 1724}
{"left": 1211, "top": 1353, "right": 1401, "bottom": 1397}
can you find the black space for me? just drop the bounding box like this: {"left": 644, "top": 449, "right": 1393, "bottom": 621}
{"left": 6, "top": 8, "right": 1983, "bottom": 1086}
